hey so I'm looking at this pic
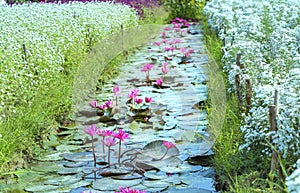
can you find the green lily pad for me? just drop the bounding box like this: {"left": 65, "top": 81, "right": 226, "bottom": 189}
{"left": 44, "top": 175, "right": 80, "bottom": 186}
{"left": 62, "top": 161, "right": 87, "bottom": 168}
{"left": 92, "top": 177, "right": 141, "bottom": 191}
{"left": 64, "top": 152, "right": 94, "bottom": 162}
{"left": 180, "top": 173, "right": 215, "bottom": 191}
{"left": 76, "top": 116, "right": 99, "bottom": 125}
{"left": 68, "top": 180, "right": 92, "bottom": 189}
{"left": 144, "top": 170, "right": 168, "bottom": 180}
{"left": 129, "top": 120, "right": 140, "bottom": 130}
{"left": 35, "top": 152, "right": 63, "bottom": 161}
{"left": 57, "top": 167, "right": 84, "bottom": 175}
{"left": 111, "top": 173, "right": 143, "bottom": 180}
{"left": 56, "top": 144, "right": 80, "bottom": 151}
{"left": 56, "top": 130, "right": 74, "bottom": 136}
{"left": 31, "top": 161, "right": 64, "bottom": 172}
{"left": 25, "top": 184, "right": 61, "bottom": 192}
{"left": 142, "top": 180, "right": 169, "bottom": 188}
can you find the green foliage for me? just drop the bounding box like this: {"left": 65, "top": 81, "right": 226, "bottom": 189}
{"left": 0, "top": 2, "right": 139, "bottom": 174}
{"left": 203, "top": 12, "right": 287, "bottom": 193}
{"left": 162, "top": 0, "right": 205, "bottom": 20}
{"left": 140, "top": 5, "right": 169, "bottom": 24}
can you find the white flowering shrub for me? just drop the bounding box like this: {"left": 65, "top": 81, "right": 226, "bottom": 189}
{"left": 286, "top": 159, "right": 300, "bottom": 193}
{"left": 204, "top": 0, "right": 300, "bottom": 189}
{"left": 0, "top": 2, "right": 138, "bottom": 121}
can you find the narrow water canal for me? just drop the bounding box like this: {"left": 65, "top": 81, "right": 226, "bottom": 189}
{"left": 6, "top": 19, "right": 217, "bottom": 193}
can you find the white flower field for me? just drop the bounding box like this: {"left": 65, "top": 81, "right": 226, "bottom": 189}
{"left": 204, "top": 0, "right": 300, "bottom": 191}
{"left": 0, "top": 2, "right": 138, "bottom": 121}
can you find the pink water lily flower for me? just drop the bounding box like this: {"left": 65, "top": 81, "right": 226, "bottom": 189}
{"left": 164, "top": 27, "right": 170, "bottom": 31}
{"left": 153, "top": 41, "right": 161, "bottom": 46}
{"left": 128, "top": 88, "right": 140, "bottom": 99}
{"left": 89, "top": 100, "right": 98, "bottom": 108}
{"left": 114, "top": 129, "right": 129, "bottom": 142}
{"left": 188, "top": 49, "right": 195, "bottom": 53}
{"left": 98, "top": 129, "right": 114, "bottom": 137}
{"left": 113, "top": 85, "right": 121, "bottom": 96}
{"left": 115, "top": 187, "right": 146, "bottom": 193}
{"left": 180, "top": 47, "right": 186, "bottom": 53}
{"left": 174, "top": 28, "right": 180, "bottom": 32}
{"left": 103, "top": 136, "right": 117, "bottom": 147}
{"left": 164, "top": 46, "right": 171, "bottom": 52}
{"left": 98, "top": 103, "right": 107, "bottom": 111}
{"left": 162, "top": 62, "right": 168, "bottom": 74}
{"left": 145, "top": 96, "right": 153, "bottom": 103}
{"left": 161, "top": 39, "right": 168, "bottom": 44}
{"left": 105, "top": 100, "right": 113, "bottom": 108}
{"left": 84, "top": 124, "right": 99, "bottom": 137}
{"left": 156, "top": 78, "right": 163, "bottom": 86}
{"left": 162, "top": 66, "right": 168, "bottom": 74}
{"left": 141, "top": 63, "right": 153, "bottom": 72}
{"left": 134, "top": 98, "right": 143, "bottom": 104}
{"left": 163, "top": 141, "right": 176, "bottom": 149}
{"left": 185, "top": 52, "right": 191, "bottom": 58}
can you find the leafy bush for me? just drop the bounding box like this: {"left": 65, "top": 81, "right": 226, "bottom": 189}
{"left": 162, "top": 0, "right": 205, "bottom": 20}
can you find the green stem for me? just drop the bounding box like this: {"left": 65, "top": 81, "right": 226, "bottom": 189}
{"left": 108, "top": 146, "right": 111, "bottom": 165}
{"left": 153, "top": 149, "right": 169, "bottom": 161}
{"left": 118, "top": 139, "right": 121, "bottom": 166}
{"left": 91, "top": 136, "right": 96, "bottom": 167}
{"left": 102, "top": 136, "right": 105, "bottom": 154}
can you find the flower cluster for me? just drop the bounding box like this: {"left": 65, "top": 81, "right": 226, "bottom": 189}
{"left": 115, "top": 187, "right": 145, "bottom": 193}
{"left": 84, "top": 125, "right": 129, "bottom": 166}
{"left": 128, "top": 88, "right": 153, "bottom": 106}
{"left": 0, "top": 2, "right": 139, "bottom": 122}
{"left": 204, "top": 0, "right": 300, "bottom": 188}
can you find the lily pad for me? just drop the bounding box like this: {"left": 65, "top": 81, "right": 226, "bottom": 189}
{"left": 30, "top": 161, "right": 64, "bottom": 172}
{"left": 111, "top": 173, "right": 143, "bottom": 180}
{"left": 56, "top": 144, "right": 80, "bottom": 151}
{"left": 180, "top": 173, "right": 215, "bottom": 191}
{"left": 44, "top": 175, "right": 80, "bottom": 186}
{"left": 62, "top": 161, "right": 87, "bottom": 168}
{"left": 144, "top": 170, "right": 168, "bottom": 180}
{"left": 99, "top": 168, "right": 131, "bottom": 177}
{"left": 35, "top": 152, "right": 63, "bottom": 162}
{"left": 92, "top": 177, "right": 141, "bottom": 191}
{"left": 64, "top": 152, "right": 94, "bottom": 162}
{"left": 142, "top": 180, "right": 169, "bottom": 190}
{"left": 25, "top": 184, "right": 61, "bottom": 192}
{"left": 57, "top": 167, "right": 84, "bottom": 175}
{"left": 68, "top": 180, "right": 92, "bottom": 189}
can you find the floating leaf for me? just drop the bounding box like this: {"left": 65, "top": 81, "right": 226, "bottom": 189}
{"left": 135, "top": 140, "right": 181, "bottom": 171}
{"left": 144, "top": 170, "right": 168, "bottom": 180}
{"left": 143, "top": 180, "right": 169, "bottom": 188}
{"left": 92, "top": 177, "right": 141, "bottom": 191}
{"left": 64, "top": 152, "right": 94, "bottom": 162}
{"left": 31, "top": 162, "right": 64, "bottom": 172}
{"left": 25, "top": 184, "right": 60, "bottom": 192}
{"left": 56, "top": 144, "right": 80, "bottom": 151}
{"left": 57, "top": 167, "right": 84, "bottom": 175}
{"left": 111, "top": 173, "right": 143, "bottom": 180}
{"left": 44, "top": 175, "right": 80, "bottom": 186}
{"left": 35, "top": 152, "right": 63, "bottom": 161}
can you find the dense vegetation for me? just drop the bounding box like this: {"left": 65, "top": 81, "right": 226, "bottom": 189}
{"left": 0, "top": 0, "right": 299, "bottom": 192}
{"left": 0, "top": 0, "right": 162, "bottom": 174}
